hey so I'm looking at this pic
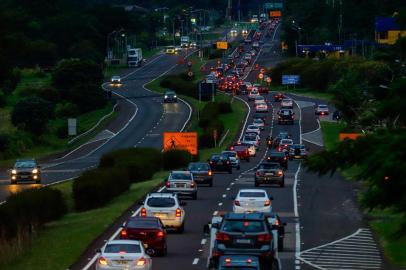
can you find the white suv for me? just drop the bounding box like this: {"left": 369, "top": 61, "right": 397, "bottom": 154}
{"left": 140, "top": 193, "right": 186, "bottom": 233}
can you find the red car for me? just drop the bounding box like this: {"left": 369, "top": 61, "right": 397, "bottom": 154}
{"left": 273, "top": 92, "right": 286, "bottom": 102}
{"left": 120, "top": 216, "right": 167, "bottom": 256}
{"left": 254, "top": 84, "right": 269, "bottom": 94}
{"left": 229, "top": 144, "right": 251, "bottom": 161}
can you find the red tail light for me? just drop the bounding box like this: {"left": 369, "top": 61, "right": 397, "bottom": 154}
{"left": 208, "top": 171, "right": 212, "bottom": 176}
{"left": 216, "top": 232, "right": 231, "bottom": 241}
{"left": 175, "top": 208, "right": 182, "bottom": 217}
{"left": 120, "top": 229, "right": 128, "bottom": 238}
{"left": 165, "top": 181, "right": 170, "bottom": 188}
{"left": 234, "top": 200, "right": 240, "bottom": 206}
{"left": 256, "top": 171, "right": 261, "bottom": 176}
{"left": 140, "top": 207, "right": 147, "bottom": 217}
{"left": 156, "top": 230, "right": 165, "bottom": 238}
{"left": 98, "top": 256, "right": 108, "bottom": 266}
{"left": 257, "top": 233, "right": 271, "bottom": 242}
{"left": 136, "top": 257, "right": 147, "bottom": 266}
{"left": 275, "top": 219, "right": 280, "bottom": 226}
{"left": 277, "top": 170, "right": 283, "bottom": 176}
{"left": 264, "top": 200, "right": 271, "bottom": 206}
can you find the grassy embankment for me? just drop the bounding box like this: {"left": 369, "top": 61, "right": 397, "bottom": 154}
{"left": 270, "top": 85, "right": 334, "bottom": 102}
{"left": 320, "top": 121, "right": 406, "bottom": 267}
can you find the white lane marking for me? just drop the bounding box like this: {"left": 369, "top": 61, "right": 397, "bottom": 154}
{"left": 222, "top": 194, "right": 226, "bottom": 198}
{"left": 213, "top": 211, "right": 218, "bottom": 216}
{"left": 226, "top": 187, "right": 230, "bottom": 191}
{"left": 302, "top": 138, "right": 324, "bottom": 147}
{"left": 218, "top": 202, "right": 223, "bottom": 206}
{"left": 192, "top": 258, "right": 199, "bottom": 265}
{"left": 301, "top": 119, "right": 321, "bottom": 136}
{"left": 201, "top": 239, "right": 207, "bottom": 245}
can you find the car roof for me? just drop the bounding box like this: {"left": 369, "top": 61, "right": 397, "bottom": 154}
{"left": 128, "top": 216, "right": 159, "bottom": 222}
{"left": 269, "top": 151, "right": 285, "bottom": 156}
{"left": 16, "top": 159, "right": 35, "bottom": 162}
{"left": 224, "top": 212, "right": 265, "bottom": 220}
{"left": 189, "top": 162, "right": 208, "bottom": 165}
{"left": 106, "top": 239, "right": 141, "bottom": 246}
{"left": 165, "top": 90, "right": 175, "bottom": 94}
{"left": 171, "top": 170, "right": 190, "bottom": 174}
{"left": 147, "top": 192, "right": 177, "bottom": 198}
{"left": 238, "top": 188, "right": 267, "bottom": 193}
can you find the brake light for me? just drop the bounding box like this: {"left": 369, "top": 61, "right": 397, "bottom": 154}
{"left": 264, "top": 200, "right": 271, "bottom": 206}
{"left": 140, "top": 207, "right": 147, "bottom": 217}
{"left": 165, "top": 181, "right": 170, "bottom": 188}
{"left": 120, "top": 229, "right": 128, "bottom": 238}
{"left": 156, "top": 230, "right": 165, "bottom": 238}
{"left": 257, "top": 233, "right": 271, "bottom": 242}
{"left": 208, "top": 170, "right": 212, "bottom": 176}
{"left": 247, "top": 258, "right": 252, "bottom": 264}
{"left": 230, "top": 146, "right": 234, "bottom": 150}
{"left": 275, "top": 219, "right": 280, "bottom": 226}
{"left": 277, "top": 170, "right": 283, "bottom": 176}
{"left": 175, "top": 208, "right": 182, "bottom": 217}
{"left": 98, "top": 257, "right": 108, "bottom": 266}
{"left": 136, "top": 257, "right": 147, "bottom": 266}
{"left": 216, "top": 232, "right": 231, "bottom": 241}
{"left": 234, "top": 200, "right": 240, "bottom": 206}
{"left": 227, "top": 160, "right": 230, "bottom": 164}
{"left": 225, "top": 257, "right": 232, "bottom": 265}
{"left": 284, "top": 157, "right": 287, "bottom": 160}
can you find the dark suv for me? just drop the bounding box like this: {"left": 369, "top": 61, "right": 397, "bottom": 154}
{"left": 277, "top": 109, "right": 294, "bottom": 125}
{"left": 10, "top": 159, "right": 41, "bottom": 184}
{"left": 209, "top": 213, "right": 276, "bottom": 268}
{"left": 267, "top": 151, "right": 288, "bottom": 170}
{"left": 188, "top": 162, "right": 213, "bottom": 186}
{"left": 209, "top": 154, "right": 232, "bottom": 174}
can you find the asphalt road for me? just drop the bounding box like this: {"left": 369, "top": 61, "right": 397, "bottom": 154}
{"left": 0, "top": 52, "right": 191, "bottom": 202}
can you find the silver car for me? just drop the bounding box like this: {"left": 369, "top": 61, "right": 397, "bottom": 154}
{"left": 96, "top": 240, "right": 152, "bottom": 270}
{"left": 221, "top": 151, "right": 241, "bottom": 170}
{"left": 252, "top": 118, "right": 265, "bottom": 130}
{"left": 165, "top": 171, "right": 197, "bottom": 200}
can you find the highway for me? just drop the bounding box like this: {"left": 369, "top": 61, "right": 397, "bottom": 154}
{"left": 0, "top": 52, "right": 192, "bottom": 202}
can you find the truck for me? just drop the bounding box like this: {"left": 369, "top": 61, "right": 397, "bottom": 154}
{"left": 127, "top": 48, "right": 143, "bottom": 67}
{"left": 203, "top": 212, "right": 284, "bottom": 269}
{"left": 180, "top": 36, "right": 190, "bottom": 48}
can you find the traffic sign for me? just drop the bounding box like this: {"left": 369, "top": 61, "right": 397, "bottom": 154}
{"left": 163, "top": 132, "right": 198, "bottom": 155}
{"left": 216, "top": 41, "right": 228, "bottom": 50}
{"left": 282, "top": 75, "right": 300, "bottom": 85}
{"left": 270, "top": 11, "right": 282, "bottom": 18}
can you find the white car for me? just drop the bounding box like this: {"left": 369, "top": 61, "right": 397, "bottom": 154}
{"left": 248, "top": 89, "right": 260, "bottom": 101}
{"left": 140, "top": 193, "right": 186, "bottom": 232}
{"left": 315, "top": 104, "right": 329, "bottom": 115}
{"left": 252, "top": 41, "right": 259, "bottom": 48}
{"left": 254, "top": 95, "right": 265, "bottom": 105}
{"left": 281, "top": 98, "right": 293, "bottom": 108}
{"left": 233, "top": 189, "right": 272, "bottom": 213}
{"left": 246, "top": 125, "right": 261, "bottom": 135}
{"left": 230, "top": 29, "right": 238, "bottom": 36}
{"left": 252, "top": 118, "right": 265, "bottom": 130}
{"left": 256, "top": 101, "right": 268, "bottom": 113}
{"left": 165, "top": 171, "right": 197, "bottom": 199}
{"left": 242, "top": 133, "right": 260, "bottom": 149}
{"left": 96, "top": 240, "right": 152, "bottom": 270}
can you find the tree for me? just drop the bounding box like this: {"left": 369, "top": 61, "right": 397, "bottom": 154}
{"left": 69, "top": 83, "right": 106, "bottom": 113}
{"left": 11, "top": 96, "right": 53, "bottom": 135}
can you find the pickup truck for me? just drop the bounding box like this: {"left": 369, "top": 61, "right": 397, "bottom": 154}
{"left": 204, "top": 212, "right": 283, "bottom": 269}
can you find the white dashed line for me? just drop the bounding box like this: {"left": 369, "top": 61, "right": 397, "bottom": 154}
{"left": 192, "top": 258, "right": 199, "bottom": 265}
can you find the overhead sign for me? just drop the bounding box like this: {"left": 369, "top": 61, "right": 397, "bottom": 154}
{"left": 216, "top": 41, "right": 228, "bottom": 50}
{"left": 163, "top": 132, "right": 198, "bottom": 155}
{"left": 339, "top": 133, "right": 364, "bottom": 141}
{"left": 282, "top": 75, "right": 300, "bottom": 85}
{"left": 270, "top": 11, "right": 282, "bottom": 17}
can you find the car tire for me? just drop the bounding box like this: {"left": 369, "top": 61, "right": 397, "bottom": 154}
{"left": 177, "top": 223, "right": 185, "bottom": 233}
{"left": 209, "top": 180, "right": 213, "bottom": 187}
{"left": 280, "top": 178, "right": 285, "bottom": 188}
{"left": 237, "top": 165, "right": 240, "bottom": 170}
{"left": 246, "top": 158, "right": 250, "bottom": 162}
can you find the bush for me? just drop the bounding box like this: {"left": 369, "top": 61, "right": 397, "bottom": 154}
{"left": 56, "top": 124, "right": 69, "bottom": 139}
{"left": 11, "top": 96, "right": 54, "bottom": 135}
{"left": 55, "top": 102, "right": 79, "bottom": 118}
{"left": 159, "top": 74, "right": 198, "bottom": 99}
{"left": 217, "top": 101, "right": 232, "bottom": 114}
{"left": 0, "top": 188, "right": 67, "bottom": 240}
{"left": 69, "top": 83, "right": 106, "bottom": 113}
{"left": 73, "top": 168, "right": 130, "bottom": 211}
{"left": 20, "top": 86, "right": 60, "bottom": 103}
{"left": 199, "top": 133, "right": 214, "bottom": 148}
{"left": 0, "top": 134, "right": 10, "bottom": 152}
{"left": 209, "top": 49, "right": 223, "bottom": 59}
{"left": 1, "top": 68, "right": 21, "bottom": 94}
{"left": 207, "top": 118, "right": 225, "bottom": 138}
{"left": 0, "top": 90, "right": 5, "bottom": 107}
{"left": 162, "top": 149, "right": 192, "bottom": 170}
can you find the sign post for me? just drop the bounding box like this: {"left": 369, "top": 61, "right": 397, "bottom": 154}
{"left": 68, "top": 118, "right": 77, "bottom": 136}
{"left": 213, "top": 129, "right": 218, "bottom": 148}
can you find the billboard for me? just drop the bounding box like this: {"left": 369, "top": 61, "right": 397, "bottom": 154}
{"left": 163, "top": 132, "right": 198, "bottom": 155}
{"left": 282, "top": 75, "right": 300, "bottom": 85}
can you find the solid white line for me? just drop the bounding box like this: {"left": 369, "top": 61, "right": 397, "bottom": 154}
{"left": 213, "top": 211, "right": 218, "bottom": 216}
{"left": 192, "top": 258, "right": 199, "bottom": 265}
{"left": 302, "top": 138, "right": 324, "bottom": 147}
{"left": 301, "top": 119, "right": 321, "bottom": 136}
{"left": 218, "top": 202, "right": 223, "bottom": 206}
{"left": 222, "top": 194, "right": 226, "bottom": 198}
{"left": 226, "top": 187, "right": 231, "bottom": 191}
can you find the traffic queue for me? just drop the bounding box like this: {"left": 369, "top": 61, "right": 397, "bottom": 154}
{"left": 94, "top": 17, "right": 296, "bottom": 270}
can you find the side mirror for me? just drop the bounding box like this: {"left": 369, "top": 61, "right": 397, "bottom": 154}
{"left": 211, "top": 222, "right": 220, "bottom": 229}
{"left": 180, "top": 201, "right": 187, "bottom": 206}
{"left": 203, "top": 223, "right": 211, "bottom": 234}
{"left": 269, "top": 196, "right": 274, "bottom": 201}
{"left": 95, "top": 248, "right": 101, "bottom": 253}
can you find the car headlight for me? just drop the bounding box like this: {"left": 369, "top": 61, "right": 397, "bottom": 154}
{"left": 11, "top": 169, "right": 17, "bottom": 174}
{"left": 32, "top": 169, "right": 38, "bottom": 174}
{"left": 164, "top": 95, "right": 168, "bottom": 98}
{"left": 174, "top": 95, "right": 177, "bottom": 98}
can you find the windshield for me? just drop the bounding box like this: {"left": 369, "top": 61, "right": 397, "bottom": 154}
{"left": 147, "top": 197, "right": 176, "bottom": 207}
{"left": 280, "top": 139, "right": 293, "bottom": 145}
{"left": 248, "top": 126, "right": 258, "bottom": 130}
{"left": 222, "top": 220, "right": 265, "bottom": 233}
{"left": 15, "top": 161, "right": 36, "bottom": 168}
{"left": 318, "top": 105, "right": 328, "bottom": 108}
{"left": 244, "top": 136, "right": 256, "bottom": 141}
{"left": 170, "top": 173, "right": 192, "bottom": 180}
{"left": 239, "top": 192, "right": 266, "bottom": 198}
{"left": 258, "top": 163, "right": 279, "bottom": 170}
{"left": 127, "top": 219, "right": 159, "bottom": 229}
{"left": 222, "top": 152, "right": 236, "bottom": 158}
{"left": 188, "top": 163, "right": 209, "bottom": 171}
{"left": 104, "top": 243, "right": 141, "bottom": 254}
{"left": 253, "top": 119, "right": 263, "bottom": 124}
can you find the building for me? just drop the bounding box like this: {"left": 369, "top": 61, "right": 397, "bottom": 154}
{"left": 375, "top": 17, "right": 406, "bottom": 45}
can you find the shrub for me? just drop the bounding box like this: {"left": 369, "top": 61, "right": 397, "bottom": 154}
{"left": 209, "top": 49, "right": 223, "bottom": 59}
{"left": 0, "top": 90, "right": 5, "bottom": 107}
{"left": 69, "top": 83, "right": 106, "bottom": 113}
{"left": 55, "top": 102, "right": 79, "bottom": 118}
{"left": 20, "top": 86, "right": 60, "bottom": 103}
{"left": 73, "top": 168, "right": 130, "bottom": 211}
{"left": 56, "top": 124, "right": 69, "bottom": 139}
{"left": 199, "top": 133, "right": 214, "bottom": 148}
{"left": 11, "top": 96, "right": 54, "bottom": 135}
{"left": 0, "top": 134, "right": 10, "bottom": 152}
{"left": 217, "top": 101, "right": 232, "bottom": 114}
{"left": 1, "top": 68, "right": 21, "bottom": 94}
{"left": 162, "top": 149, "right": 192, "bottom": 170}
{"left": 207, "top": 119, "right": 224, "bottom": 138}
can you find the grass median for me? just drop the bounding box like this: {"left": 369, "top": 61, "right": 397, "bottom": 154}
{"left": 2, "top": 173, "right": 166, "bottom": 270}
{"left": 270, "top": 85, "right": 334, "bottom": 102}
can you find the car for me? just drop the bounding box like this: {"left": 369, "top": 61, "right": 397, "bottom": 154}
{"left": 255, "top": 101, "right": 268, "bottom": 113}
{"left": 278, "top": 109, "right": 294, "bottom": 125}
{"left": 289, "top": 144, "right": 308, "bottom": 160}
{"left": 10, "top": 159, "right": 41, "bottom": 184}
{"left": 140, "top": 193, "right": 186, "bottom": 232}
{"left": 233, "top": 189, "right": 273, "bottom": 213}
{"left": 190, "top": 41, "right": 197, "bottom": 48}
{"left": 221, "top": 151, "right": 241, "bottom": 170}
{"left": 252, "top": 41, "right": 260, "bottom": 48}
{"left": 163, "top": 90, "right": 177, "bottom": 103}
{"left": 110, "top": 75, "right": 121, "bottom": 86}
{"left": 278, "top": 139, "right": 294, "bottom": 153}
{"left": 240, "top": 142, "right": 257, "bottom": 157}
{"left": 209, "top": 154, "right": 233, "bottom": 174}
{"left": 165, "top": 46, "right": 176, "bottom": 54}
{"left": 255, "top": 162, "right": 285, "bottom": 187}
{"left": 229, "top": 144, "right": 251, "bottom": 161}
{"left": 281, "top": 98, "right": 293, "bottom": 108}
{"left": 230, "top": 29, "right": 238, "bottom": 36}
{"left": 217, "top": 256, "right": 260, "bottom": 270}
{"left": 246, "top": 125, "right": 261, "bottom": 135}
{"left": 242, "top": 134, "right": 260, "bottom": 149}
{"left": 253, "top": 84, "right": 269, "bottom": 94}
{"left": 243, "top": 54, "right": 252, "bottom": 64}
{"left": 175, "top": 46, "right": 182, "bottom": 52}
{"left": 120, "top": 216, "right": 167, "bottom": 256}
{"left": 252, "top": 118, "right": 265, "bottom": 130}
{"left": 253, "top": 113, "right": 267, "bottom": 123}
{"left": 249, "top": 50, "right": 257, "bottom": 56}
{"left": 248, "top": 89, "right": 260, "bottom": 101}
{"left": 254, "top": 95, "right": 265, "bottom": 105}
{"left": 206, "top": 213, "right": 278, "bottom": 268}
{"left": 273, "top": 132, "right": 291, "bottom": 148}
{"left": 315, "top": 104, "right": 329, "bottom": 115}
{"left": 267, "top": 151, "right": 288, "bottom": 170}
{"left": 187, "top": 162, "right": 213, "bottom": 187}
{"left": 242, "top": 29, "right": 248, "bottom": 36}
{"left": 273, "top": 92, "right": 285, "bottom": 102}
{"left": 165, "top": 171, "right": 197, "bottom": 199}
{"left": 244, "top": 38, "right": 252, "bottom": 43}
{"left": 96, "top": 240, "right": 152, "bottom": 270}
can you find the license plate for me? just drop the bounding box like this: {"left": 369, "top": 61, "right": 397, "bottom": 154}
{"left": 236, "top": 239, "right": 251, "bottom": 244}
{"left": 154, "top": 213, "right": 167, "bottom": 219}
{"left": 175, "top": 183, "right": 185, "bottom": 188}
{"left": 21, "top": 175, "right": 29, "bottom": 179}
{"left": 295, "top": 155, "right": 301, "bottom": 158}
{"left": 266, "top": 173, "right": 274, "bottom": 176}
{"left": 115, "top": 260, "right": 128, "bottom": 265}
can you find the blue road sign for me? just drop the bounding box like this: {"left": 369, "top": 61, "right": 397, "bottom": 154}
{"left": 282, "top": 75, "right": 300, "bottom": 85}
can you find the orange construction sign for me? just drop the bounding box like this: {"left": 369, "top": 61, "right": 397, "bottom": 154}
{"left": 270, "top": 11, "right": 282, "bottom": 18}
{"left": 339, "top": 133, "right": 364, "bottom": 141}
{"left": 163, "top": 132, "right": 198, "bottom": 155}
{"left": 216, "top": 41, "right": 228, "bottom": 50}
